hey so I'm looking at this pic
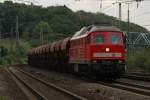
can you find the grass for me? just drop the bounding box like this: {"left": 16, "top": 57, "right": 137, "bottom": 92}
{"left": 127, "top": 48, "right": 150, "bottom": 72}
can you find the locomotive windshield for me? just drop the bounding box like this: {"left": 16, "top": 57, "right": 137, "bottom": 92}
{"left": 93, "top": 34, "right": 105, "bottom": 44}
{"left": 110, "top": 34, "right": 121, "bottom": 44}
{"left": 93, "top": 32, "right": 123, "bottom": 44}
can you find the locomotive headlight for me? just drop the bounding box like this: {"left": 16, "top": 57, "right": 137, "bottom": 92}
{"left": 105, "top": 48, "right": 110, "bottom": 52}
{"left": 93, "top": 60, "right": 97, "bottom": 63}
{"left": 119, "top": 60, "right": 125, "bottom": 64}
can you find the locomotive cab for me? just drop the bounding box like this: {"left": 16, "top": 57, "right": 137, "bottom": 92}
{"left": 90, "top": 31, "right": 125, "bottom": 60}
{"left": 69, "top": 26, "right": 126, "bottom": 79}
{"left": 87, "top": 27, "right": 126, "bottom": 78}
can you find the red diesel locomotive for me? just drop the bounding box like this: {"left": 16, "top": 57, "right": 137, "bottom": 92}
{"left": 28, "top": 25, "right": 126, "bottom": 79}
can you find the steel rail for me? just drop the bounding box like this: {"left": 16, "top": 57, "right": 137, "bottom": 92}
{"left": 98, "top": 81, "right": 150, "bottom": 96}
{"left": 6, "top": 67, "right": 47, "bottom": 100}
{"left": 116, "top": 80, "right": 150, "bottom": 91}
{"left": 15, "top": 67, "right": 87, "bottom": 100}
{"left": 123, "top": 74, "right": 150, "bottom": 82}
{"left": 126, "top": 72, "right": 150, "bottom": 77}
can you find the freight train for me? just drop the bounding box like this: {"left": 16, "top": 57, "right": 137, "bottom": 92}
{"left": 28, "top": 25, "right": 126, "bottom": 80}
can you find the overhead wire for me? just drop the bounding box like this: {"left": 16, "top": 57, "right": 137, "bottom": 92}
{"left": 130, "top": 12, "right": 150, "bottom": 20}
{"left": 102, "top": 4, "right": 115, "bottom": 11}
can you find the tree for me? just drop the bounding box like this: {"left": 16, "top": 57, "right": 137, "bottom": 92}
{"left": 33, "top": 21, "right": 53, "bottom": 44}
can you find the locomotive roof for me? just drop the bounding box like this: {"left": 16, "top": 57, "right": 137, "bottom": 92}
{"left": 71, "top": 25, "right": 121, "bottom": 40}
{"left": 90, "top": 26, "right": 121, "bottom": 32}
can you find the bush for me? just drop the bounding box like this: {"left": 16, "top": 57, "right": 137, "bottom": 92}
{"left": 127, "top": 48, "right": 150, "bottom": 71}
{"left": 144, "top": 50, "right": 150, "bottom": 70}
{"left": 0, "top": 39, "right": 30, "bottom": 64}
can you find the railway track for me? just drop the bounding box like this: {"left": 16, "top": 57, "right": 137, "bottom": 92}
{"left": 98, "top": 80, "right": 150, "bottom": 97}
{"left": 7, "top": 67, "right": 87, "bottom": 100}
{"left": 127, "top": 72, "right": 150, "bottom": 77}
{"left": 8, "top": 65, "right": 150, "bottom": 99}
{"left": 122, "top": 74, "right": 150, "bottom": 82}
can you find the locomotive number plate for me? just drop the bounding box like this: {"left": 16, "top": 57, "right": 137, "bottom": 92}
{"left": 93, "top": 52, "right": 121, "bottom": 57}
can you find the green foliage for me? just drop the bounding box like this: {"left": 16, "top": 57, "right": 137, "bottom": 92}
{"left": 0, "top": 39, "right": 30, "bottom": 64}
{"left": 0, "top": 46, "right": 8, "bottom": 56}
{"left": 50, "top": 15, "right": 79, "bottom": 35}
{"left": 0, "top": 1, "right": 148, "bottom": 39}
{"left": 33, "top": 21, "right": 53, "bottom": 35}
{"left": 127, "top": 48, "right": 150, "bottom": 70}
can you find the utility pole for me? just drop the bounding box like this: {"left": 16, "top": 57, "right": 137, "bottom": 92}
{"left": 127, "top": 3, "right": 130, "bottom": 43}
{"left": 113, "top": 0, "right": 144, "bottom": 28}
{"left": 40, "top": 28, "right": 43, "bottom": 45}
{"left": 135, "top": 0, "right": 144, "bottom": 8}
{"left": 126, "top": 2, "right": 133, "bottom": 53}
{"left": 113, "top": 1, "right": 122, "bottom": 28}
{"left": 10, "top": 28, "right": 13, "bottom": 49}
{"left": 119, "top": 3, "right": 122, "bottom": 21}
{"left": 0, "top": 30, "right": 1, "bottom": 46}
{"left": 16, "top": 16, "right": 19, "bottom": 47}
{"left": 0, "top": 19, "right": 2, "bottom": 47}
{"left": 100, "top": 0, "right": 103, "bottom": 13}
{"left": 118, "top": 2, "right": 122, "bottom": 28}
{"left": 0, "top": 31, "right": 1, "bottom": 57}
{"left": 0, "top": 23, "right": 1, "bottom": 40}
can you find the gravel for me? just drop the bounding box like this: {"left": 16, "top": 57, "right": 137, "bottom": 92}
{"left": 0, "top": 65, "right": 28, "bottom": 100}
{"left": 18, "top": 65, "right": 150, "bottom": 100}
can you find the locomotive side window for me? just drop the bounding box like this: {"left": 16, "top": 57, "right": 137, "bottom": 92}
{"left": 93, "top": 34, "right": 105, "bottom": 44}
{"left": 110, "top": 34, "right": 121, "bottom": 44}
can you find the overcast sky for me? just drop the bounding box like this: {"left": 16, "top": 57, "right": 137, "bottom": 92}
{"left": 1, "top": 0, "right": 150, "bottom": 32}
